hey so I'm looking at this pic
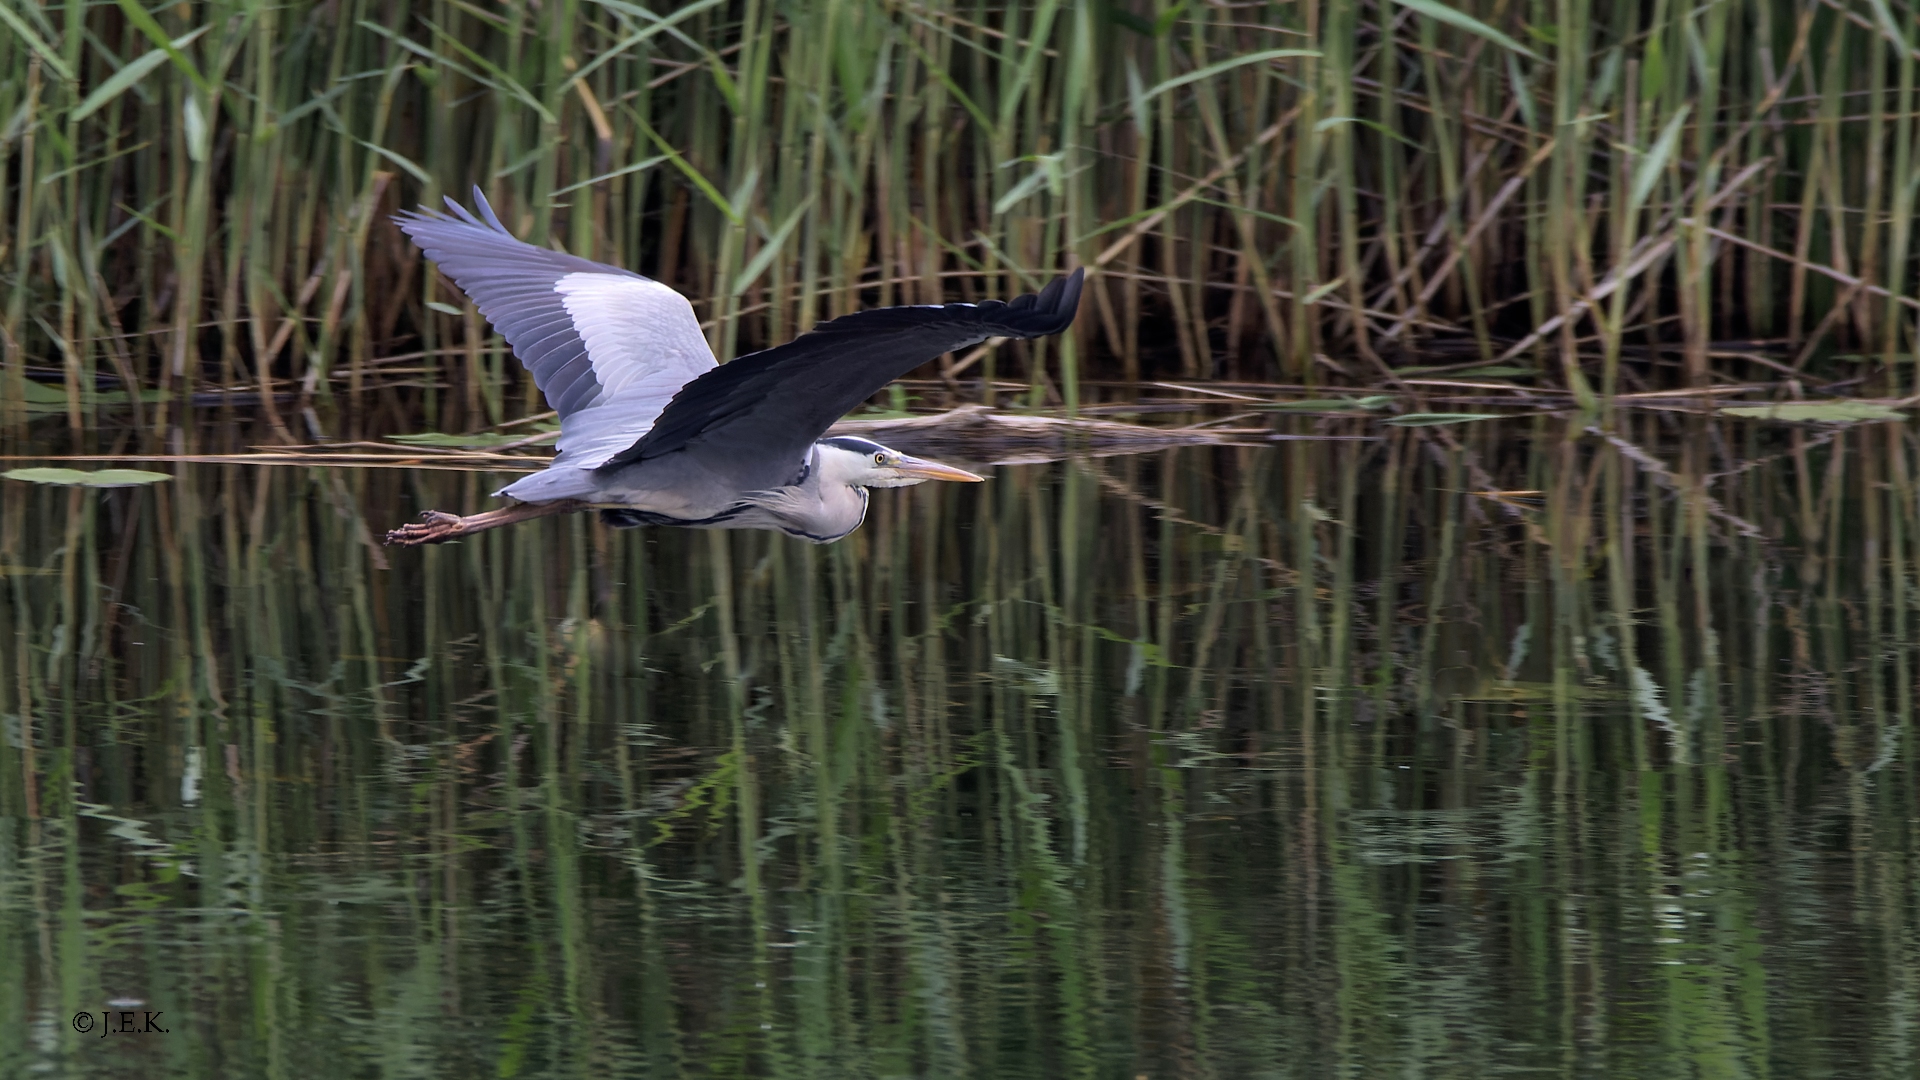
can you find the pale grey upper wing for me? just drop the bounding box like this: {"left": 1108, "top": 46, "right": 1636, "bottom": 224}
{"left": 395, "top": 189, "right": 716, "bottom": 467}
{"left": 599, "top": 269, "right": 1084, "bottom": 489}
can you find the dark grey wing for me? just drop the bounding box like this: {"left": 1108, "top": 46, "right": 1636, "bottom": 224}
{"left": 395, "top": 188, "right": 716, "bottom": 467}
{"left": 600, "top": 269, "right": 1085, "bottom": 486}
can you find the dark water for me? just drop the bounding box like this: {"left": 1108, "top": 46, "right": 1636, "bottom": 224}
{"left": 2, "top": 417, "right": 1917, "bottom": 1077}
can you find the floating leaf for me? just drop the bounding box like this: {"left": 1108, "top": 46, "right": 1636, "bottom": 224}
{"left": 1266, "top": 396, "right": 1394, "bottom": 411}
{"left": 4, "top": 467, "right": 173, "bottom": 487}
{"left": 1718, "top": 401, "right": 1907, "bottom": 423}
{"left": 387, "top": 431, "right": 550, "bottom": 448}
{"left": 19, "top": 382, "right": 169, "bottom": 413}
{"left": 1383, "top": 412, "right": 1504, "bottom": 427}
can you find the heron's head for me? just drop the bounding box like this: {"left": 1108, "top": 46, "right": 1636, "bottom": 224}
{"left": 816, "top": 436, "right": 984, "bottom": 489}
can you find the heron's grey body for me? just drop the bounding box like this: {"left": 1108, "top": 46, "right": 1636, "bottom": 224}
{"left": 586, "top": 437, "right": 883, "bottom": 541}
{"left": 387, "top": 189, "right": 1083, "bottom": 545}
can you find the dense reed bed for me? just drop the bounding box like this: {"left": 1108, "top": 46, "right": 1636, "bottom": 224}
{"left": 3, "top": 418, "right": 1916, "bottom": 1074}
{"left": 3, "top": 0, "right": 1920, "bottom": 443}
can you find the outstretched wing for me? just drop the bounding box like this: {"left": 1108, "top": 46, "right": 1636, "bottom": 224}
{"left": 395, "top": 188, "right": 716, "bottom": 467}
{"left": 601, "top": 269, "right": 1085, "bottom": 488}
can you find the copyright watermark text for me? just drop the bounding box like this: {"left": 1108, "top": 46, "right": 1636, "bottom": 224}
{"left": 72, "top": 1010, "right": 168, "bottom": 1037}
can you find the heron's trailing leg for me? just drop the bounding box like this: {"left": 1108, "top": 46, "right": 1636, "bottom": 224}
{"left": 384, "top": 499, "right": 589, "bottom": 546}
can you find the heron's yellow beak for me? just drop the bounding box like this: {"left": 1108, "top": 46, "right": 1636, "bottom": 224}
{"left": 893, "top": 454, "right": 985, "bottom": 483}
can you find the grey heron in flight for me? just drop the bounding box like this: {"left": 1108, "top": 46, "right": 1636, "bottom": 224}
{"left": 384, "top": 190, "right": 1084, "bottom": 547}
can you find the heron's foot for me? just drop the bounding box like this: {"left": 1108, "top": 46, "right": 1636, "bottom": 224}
{"left": 384, "top": 509, "right": 469, "bottom": 546}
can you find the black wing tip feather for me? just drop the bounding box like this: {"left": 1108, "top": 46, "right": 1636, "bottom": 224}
{"left": 806, "top": 267, "right": 1085, "bottom": 338}
{"left": 981, "top": 267, "right": 1083, "bottom": 337}
{"left": 1015, "top": 266, "right": 1084, "bottom": 337}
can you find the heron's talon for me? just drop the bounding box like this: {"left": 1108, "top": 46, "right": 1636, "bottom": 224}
{"left": 384, "top": 510, "right": 466, "bottom": 546}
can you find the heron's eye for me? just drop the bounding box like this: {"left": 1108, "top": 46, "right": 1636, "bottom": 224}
{"left": 874, "top": 452, "right": 887, "bottom": 465}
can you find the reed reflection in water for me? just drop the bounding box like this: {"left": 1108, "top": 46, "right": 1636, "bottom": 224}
{"left": 2, "top": 416, "right": 1917, "bottom": 1078}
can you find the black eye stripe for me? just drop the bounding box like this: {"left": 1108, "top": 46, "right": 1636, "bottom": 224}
{"left": 822, "top": 435, "right": 889, "bottom": 455}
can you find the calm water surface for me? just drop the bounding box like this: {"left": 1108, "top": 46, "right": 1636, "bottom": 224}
{"left": 2, "top": 417, "right": 1916, "bottom": 1077}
